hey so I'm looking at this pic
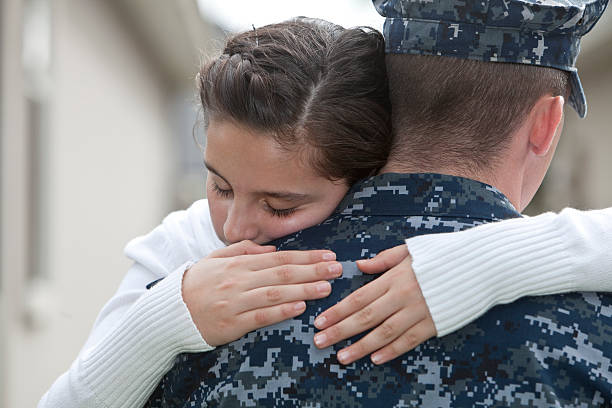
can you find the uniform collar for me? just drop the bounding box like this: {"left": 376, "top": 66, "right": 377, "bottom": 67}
{"left": 335, "top": 173, "right": 520, "bottom": 222}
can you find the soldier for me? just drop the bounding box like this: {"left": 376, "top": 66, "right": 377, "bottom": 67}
{"left": 144, "top": 0, "right": 611, "bottom": 406}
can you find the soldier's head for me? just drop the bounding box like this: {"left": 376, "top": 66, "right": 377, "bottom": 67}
{"left": 198, "top": 18, "right": 392, "bottom": 244}
{"left": 375, "top": 0, "right": 608, "bottom": 211}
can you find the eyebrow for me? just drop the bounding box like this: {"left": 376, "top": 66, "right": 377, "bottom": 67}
{"left": 260, "top": 191, "right": 310, "bottom": 202}
{"left": 205, "top": 161, "right": 311, "bottom": 202}
{"left": 205, "top": 161, "right": 230, "bottom": 185}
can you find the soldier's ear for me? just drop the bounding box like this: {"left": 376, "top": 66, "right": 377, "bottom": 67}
{"left": 528, "top": 95, "right": 564, "bottom": 156}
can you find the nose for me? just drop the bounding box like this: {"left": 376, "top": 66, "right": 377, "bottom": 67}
{"left": 223, "top": 202, "right": 259, "bottom": 244}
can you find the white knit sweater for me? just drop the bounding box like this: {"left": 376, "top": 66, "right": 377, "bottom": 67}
{"left": 38, "top": 201, "right": 612, "bottom": 408}
{"left": 406, "top": 207, "right": 612, "bottom": 336}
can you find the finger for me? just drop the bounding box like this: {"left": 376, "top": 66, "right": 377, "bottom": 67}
{"left": 313, "top": 288, "right": 393, "bottom": 349}
{"left": 370, "top": 319, "right": 437, "bottom": 365}
{"left": 244, "top": 245, "right": 276, "bottom": 255}
{"left": 237, "top": 249, "right": 336, "bottom": 271}
{"left": 236, "top": 301, "right": 307, "bottom": 333}
{"left": 314, "top": 276, "right": 387, "bottom": 330}
{"left": 251, "top": 261, "right": 342, "bottom": 288}
{"left": 240, "top": 281, "right": 333, "bottom": 311}
{"left": 208, "top": 240, "right": 276, "bottom": 258}
{"left": 356, "top": 245, "right": 409, "bottom": 274}
{"left": 335, "top": 308, "right": 424, "bottom": 365}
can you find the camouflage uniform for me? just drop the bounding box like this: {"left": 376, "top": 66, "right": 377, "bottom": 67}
{"left": 145, "top": 173, "right": 612, "bottom": 407}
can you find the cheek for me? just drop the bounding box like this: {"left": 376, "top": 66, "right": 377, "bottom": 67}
{"left": 263, "top": 187, "right": 348, "bottom": 241}
{"left": 261, "top": 203, "right": 338, "bottom": 242}
{"left": 260, "top": 215, "right": 311, "bottom": 242}
{"left": 267, "top": 216, "right": 307, "bottom": 237}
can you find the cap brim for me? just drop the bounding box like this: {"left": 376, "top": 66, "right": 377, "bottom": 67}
{"left": 568, "top": 70, "right": 587, "bottom": 118}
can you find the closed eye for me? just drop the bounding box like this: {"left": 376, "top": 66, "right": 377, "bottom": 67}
{"left": 211, "top": 181, "right": 233, "bottom": 199}
{"left": 265, "top": 203, "right": 297, "bottom": 218}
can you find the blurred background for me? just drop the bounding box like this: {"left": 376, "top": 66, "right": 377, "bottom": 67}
{"left": 0, "top": 0, "right": 610, "bottom": 406}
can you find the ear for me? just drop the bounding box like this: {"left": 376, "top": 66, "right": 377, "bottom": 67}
{"left": 528, "top": 95, "right": 564, "bottom": 156}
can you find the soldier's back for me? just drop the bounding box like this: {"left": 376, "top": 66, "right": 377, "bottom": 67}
{"left": 146, "top": 174, "right": 612, "bottom": 407}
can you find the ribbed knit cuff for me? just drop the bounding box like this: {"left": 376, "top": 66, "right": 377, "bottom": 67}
{"left": 559, "top": 207, "right": 612, "bottom": 292}
{"left": 78, "top": 261, "right": 214, "bottom": 408}
{"left": 406, "top": 213, "right": 576, "bottom": 337}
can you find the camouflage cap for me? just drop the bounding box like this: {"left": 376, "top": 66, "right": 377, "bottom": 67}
{"left": 373, "top": 0, "right": 609, "bottom": 118}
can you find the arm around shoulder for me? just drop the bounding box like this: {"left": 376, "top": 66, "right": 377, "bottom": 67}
{"left": 38, "top": 262, "right": 214, "bottom": 408}
{"left": 39, "top": 199, "right": 224, "bottom": 407}
{"left": 406, "top": 207, "right": 612, "bottom": 336}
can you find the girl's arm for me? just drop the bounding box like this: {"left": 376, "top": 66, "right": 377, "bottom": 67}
{"left": 313, "top": 207, "right": 612, "bottom": 364}
{"left": 38, "top": 200, "right": 222, "bottom": 408}
{"left": 38, "top": 261, "right": 213, "bottom": 408}
{"left": 409, "top": 207, "right": 612, "bottom": 336}
{"left": 39, "top": 199, "right": 339, "bottom": 408}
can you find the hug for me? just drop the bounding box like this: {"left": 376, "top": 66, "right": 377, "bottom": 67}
{"left": 40, "top": 0, "right": 611, "bottom": 406}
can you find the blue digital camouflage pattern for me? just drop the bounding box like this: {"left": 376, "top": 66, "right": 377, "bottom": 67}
{"left": 372, "top": 0, "right": 609, "bottom": 118}
{"left": 145, "top": 173, "right": 612, "bottom": 407}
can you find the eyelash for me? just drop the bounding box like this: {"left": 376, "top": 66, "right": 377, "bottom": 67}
{"left": 211, "top": 182, "right": 233, "bottom": 199}
{"left": 212, "top": 182, "right": 297, "bottom": 218}
{"left": 267, "top": 206, "right": 297, "bottom": 218}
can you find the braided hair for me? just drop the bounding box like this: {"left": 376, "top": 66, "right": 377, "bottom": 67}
{"left": 197, "top": 17, "right": 392, "bottom": 186}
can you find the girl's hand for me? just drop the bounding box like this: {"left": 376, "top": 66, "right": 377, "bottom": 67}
{"left": 312, "top": 245, "right": 436, "bottom": 365}
{"left": 183, "top": 240, "right": 342, "bottom": 347}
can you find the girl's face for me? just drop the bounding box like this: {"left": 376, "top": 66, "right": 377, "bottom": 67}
{"left": 205, "top": 119, "right": 350, "bottom": 245}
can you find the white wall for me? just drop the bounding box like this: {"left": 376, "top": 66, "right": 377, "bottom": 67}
{"left": 1, "top": 0, "right": 30, "bottom": 405}
{"left": 4, "top": 0, "right": 177, "bottom": 406}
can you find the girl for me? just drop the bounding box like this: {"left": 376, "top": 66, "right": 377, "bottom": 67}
{"left": 39, "top": 17, "right": 612, "bottom": 408}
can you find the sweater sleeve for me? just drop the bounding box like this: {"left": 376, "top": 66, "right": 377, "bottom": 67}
{"left": 38, "top": 199, "right": 225, "bottom": 408}
{"left": 405, "top": 207, "right": 612, "bottom": 337}
{"left": 38, "top": 262, "right": 213, "bottom": 408}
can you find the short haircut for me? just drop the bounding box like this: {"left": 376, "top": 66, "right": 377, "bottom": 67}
{"left": 198, "top": 18, "right": 392, "bottom": 186}
{"left": 385, "top": 54, "right": 570, "bottom": 173}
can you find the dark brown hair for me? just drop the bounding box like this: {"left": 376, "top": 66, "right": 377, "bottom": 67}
{"left": 198, "top": 18, "right": 392, "bottom": 185}
{"left": 385, "top": 54, "right": 570, "bottom": 173}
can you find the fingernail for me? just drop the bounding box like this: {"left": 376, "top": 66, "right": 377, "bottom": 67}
{"left": 316, "top": 281, "right": 331, "bottom": 294}
{"left": 337, "top": 349, "right": 351, "bottom": 364}
{"left": 314, "top": 333, "right": 327, "bottom": 347}
{"left": 314, "top": 315, "right": 327, "bottom": 328}
{"left": 371, "top": 353, "right": 382, "bottom": 364}
{"left": 322, "top": 252, "right": 336, "bottom": 261}
{"left": 327, "top": 263, "right": 341, "bottom": 276}
{"left": 293, "top": 302, "right": 305, "bottom": 312}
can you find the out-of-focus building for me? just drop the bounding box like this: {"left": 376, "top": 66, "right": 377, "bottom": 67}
{"left": 1, "top": 0, "right": 223, "bottom": 406}
{"left": 527, "top": 11, "right": 612, "bottom": 214}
